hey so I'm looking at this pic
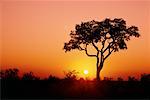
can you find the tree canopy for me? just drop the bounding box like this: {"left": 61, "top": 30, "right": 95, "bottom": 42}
{"left": 64, "top": 18, "right": 139, "bottom": 53}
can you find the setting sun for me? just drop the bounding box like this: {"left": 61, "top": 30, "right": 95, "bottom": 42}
{"left": 84, "top": 70, "right": 89, "bottom": 75}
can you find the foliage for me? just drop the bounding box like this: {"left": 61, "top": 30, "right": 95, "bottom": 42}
{"left": 140, "top": 73, "right": 150, "bottom": 82}
{"left": 47, "top": 75, "right": 60, "bottom": 81}
{"left": 117, "top": 77, "right": 123, "bottom": 81}
{"left": 64, "top": 70, "right": 78, "bottom": 81}
{"left": 22, "top": 72, "right": 40, "bottom": 80}
{"left": 1, "top": 68, "right": 149, "bottom": 82}
{"left": 128, "top": 76, "right": 138, "bottom": 81}
{"left": 0, "top": 68, "right": 19, "bottom": 80}
{"left": 64, "top": 18, "right": 140, "bottom": 52}
{"left": 103, "top": 77, "right": 113, "bottom": 81}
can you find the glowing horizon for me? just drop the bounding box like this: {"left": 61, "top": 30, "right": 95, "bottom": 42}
{"left": 0, "top": 0, "right": 150, "bottom": 80}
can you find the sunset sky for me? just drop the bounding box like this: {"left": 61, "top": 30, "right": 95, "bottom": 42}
{"left": 0, "top": 0, "right": 150, "bottom": 80}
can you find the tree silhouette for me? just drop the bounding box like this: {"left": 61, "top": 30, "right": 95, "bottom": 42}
{"left": 103, "top": 77, "right": 113, "bottom": 81}
{"left": 64, "top": 18, "right": 140, "bottom": 80}
{"left": 0, "top": 68, "right": 19, "bottom": 80}
{"left": 128, "top": 76, "right": 137, "bottom": 81}
{"left": 140, "top": 73, "right": 150, "bottom": 82}
{"left": 47, "top": 75, "right": 60, "bottom": 82}
{"left": 117, "top": 77, "right": 123, "bottom": 81}
{"left": 22, "top": 72, "right": 40, "bottom": 80}
{"left": 64, "top": 70, "right": 78, "bottom": 81}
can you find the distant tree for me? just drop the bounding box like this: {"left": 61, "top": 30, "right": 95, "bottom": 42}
{"left": 0, "top": 70, "right": 5, "bottom": 79}
{"left": 128, "top": 76, "right": 137, "bottom": 81}
{"left": 140, "top": 73, "right": 150, "bottom": 82}
{"left": 64, "top": 70, "right": 78, "bottom": 81}
{"left": 117, "top": 77, "right": 123, "bottom": 81}
{"left": 0, "top": 68, "right": 19, "bottom": 80}
{"left": 103, "top": 77, "right": 113, "bottom": 81}
{"left": 22, "top": 72, "right": 40, "bottom": 80}
{"left": 79, "top": 77, "right": 84, "bottom": 82}
{"left": 47, "top": 75, "right": 60, "bottom": 82}
{"left": 64, "top": 18, "right": 140, "bottom": 80}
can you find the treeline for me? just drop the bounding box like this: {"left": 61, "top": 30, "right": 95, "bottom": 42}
{"left": 1, "top": 68, "right": 150, "bottom": 99}
{"left": 0, "top": 68, "right": 79, "bottom": 81}
{"left": 0, "top": 68, "right": 150, "bottom": 82}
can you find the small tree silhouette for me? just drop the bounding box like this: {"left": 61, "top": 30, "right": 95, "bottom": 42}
{"left": 47, "top": 75, "right": 60, "bottom": 82}
{"left": 0, "top": 68, "right": 19, "bottom": 80}
{"left": 140, "top": 73, "right": 150, "bottom": 82}
{"left": 117, "top": 77, "right": 123, "bottom": 81}
{"left": 128, "top": 76, "right": 137, "bottom": 81}
{"left": 22, "top": 72, "right": 40, "bottom": 80}
{"left": 103, "top": 77, "right": 113, "bottom": 81}
{"left": 64, "top": 18, "right": 140, "bottom": 80}
{"left": 64, "top": 70, "right": 78, "bottom": 81}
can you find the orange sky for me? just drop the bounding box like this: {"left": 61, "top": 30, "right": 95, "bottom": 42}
{"left": 0, "top": 0, "right": 150, "bottom": 80}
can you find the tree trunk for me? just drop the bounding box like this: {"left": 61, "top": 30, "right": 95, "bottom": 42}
{"left": 96, "top": 67, "right": 101, "bottom": 80}
{"left": 96, "top": 61, "right": 103, "bottom": 81}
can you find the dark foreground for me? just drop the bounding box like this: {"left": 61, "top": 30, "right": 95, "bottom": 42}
{"left": 1, "top": 80, "right": 150, "bottom": 99}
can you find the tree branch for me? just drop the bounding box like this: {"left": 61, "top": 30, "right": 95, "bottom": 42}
{"left": 103, "top": 42, "right": 113, "bottom": 53}
{"left": 104, "top": 49, "right": 114, "bottom": 60}
{"left": 78, "top": 46, "right": 85, "bottom": 51}
{"left": 101, "top": 41, "right": 105, "bottom": 52}
{"left": 85, "top": 45, "right": 97, "bottom": 57}
{"left": 92, "top": 41, "right": 99, "bottom": 51}
{"left": 96, "top": 52, "right": 100, "bottom": 68}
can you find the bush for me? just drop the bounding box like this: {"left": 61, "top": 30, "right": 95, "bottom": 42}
{"left": 117, "top": 77, "right": 123, "bottom": 81}
{"left": 64, "top": 70, "right": 78, "bottom": 81}
{"left": 0, "top": 68, "right": 20, "bottom": 80}
{"left": 128, "top": 76, "right": 137, "bottom": 81}
{"left": 22, "top": 72, "right": 40, "bottom": 80}
{"left": 140, "top": 73, "right": 150, "bottom": 82}
{"left": 47, "top": 75, "right": 60, "bottom": 82}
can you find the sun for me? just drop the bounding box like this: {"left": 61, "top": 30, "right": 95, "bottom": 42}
{"left": 84, "top": 70, "right": 89, "bottom": 75}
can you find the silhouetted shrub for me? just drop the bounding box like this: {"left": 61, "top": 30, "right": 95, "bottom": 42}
{"left": 0, "top": 68, "right": 20, "bottom": 80}
{"left": 22, "top": 72, "right": 40, "bottom": 80}
{"left": 140, "top": 73, "right": 150, "bottom": 82}
{"left": 103, "top": 77, "right": 113, "bottom": 81}
{"left": 79, "top": 77, "right": 84, "bottom": 81}
{"left": 64, "top": 70, "right": 78, "bottom": 81}
{"left": 47, "top": 75, "right": 60, "bottom": 82}
{"left": 128, "top": 76, "right": 137, "bottom": 81}
{"left": 117, "top": 77, "right": 123, "bottom": 81}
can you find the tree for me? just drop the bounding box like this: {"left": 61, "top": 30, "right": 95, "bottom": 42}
{"left": 47, "top": 75, "right": 60, "bottom": 82}
{"left": 64, "top": 70, "right": 78, "bottom": 81}
{"left": 128, "top": 76, "right": 138, "bottom": 81}
{"left": 0, "top": 68, "right": 20, "bottom": 80}
{"left": 63, "top": 18, "right": 140, "bottom": 80}
{"left": 117, "top": 77, "right": 123, "bottom": 81}
{"left": 22, "top": 72, "right": 40, "bottom": 80}
{"left": 140, "top": 73, "right": 150, "bottom": 82}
